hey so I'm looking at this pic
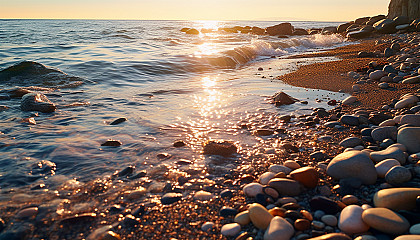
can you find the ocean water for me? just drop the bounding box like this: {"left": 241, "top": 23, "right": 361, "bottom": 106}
{"left": 0, "top": 20, "right": 349, "bottom": 196}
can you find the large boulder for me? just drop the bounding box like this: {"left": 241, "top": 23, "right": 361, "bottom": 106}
{"left": 388, "top": 0, "right": 420, "bottom": 20}
{"left": 266, "top": 23, "right": 294, "bottom": 36}
{"left": 374, "top": 19, "right": 398, "bottom": 33}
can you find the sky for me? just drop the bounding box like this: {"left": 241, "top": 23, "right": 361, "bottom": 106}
{"left": 1, "top": 0, "right": 390, "bottom": 21}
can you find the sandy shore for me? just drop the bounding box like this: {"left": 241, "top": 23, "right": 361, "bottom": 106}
{"left": 278, "top": 36, "right": 419, "bottom": 108}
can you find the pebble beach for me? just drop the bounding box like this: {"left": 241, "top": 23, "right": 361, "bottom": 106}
{"left": 1, "top": 17, "right": 420, "bottom": 240}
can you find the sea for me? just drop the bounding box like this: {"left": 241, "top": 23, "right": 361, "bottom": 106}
{"left": 0, "top": 19, "right": 350, "bottom": 199}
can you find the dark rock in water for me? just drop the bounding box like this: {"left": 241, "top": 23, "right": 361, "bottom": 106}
{"left": 367, "top": 15, "right": 386, "bottom": 25}
{"left": 176, "top": 159, "right": 192, "bottom": 165}
{"left": 180, "top": 28, "right": 190, "bottom": 32}
{"left": 120, "top": 214, "right": 138, "bottom": 228}
{"left": 310, "top": 151, "right": 327, "bottom": 161}
{"left": 132, "top": 204, "right": 146, "bottom": 217}
{"left": 266, "top": 23, "right": 293, "bottom": 36}
{"left": 157, "top": 152, "right": 171, "bottom": 159}
{"left": 185, "top": 28, "right": 199, "bottom": 35}
{"left": 173, "top": 140, "right": 186, "bottom": 147}
{"left": 374, "top": 19, "right": 397, "bottom": 34}
{"left": 20, "top": 92, "right": 56, "bottom": 113}
{"left": 220, "top": 207, "right": 238, "bottom": 217}
{"left": 101, "top": 139, "right": 122, "bottom": 147}
{"left": 129, "top": 170, "right": 147, "bottom": 179}
{"left": 161, "top": 193, "right": 182, "bottom": 205}
{"left": 203, "top": 140, "right": 237, "bottom": 156}
{"left": 293, "top": 28, "right": 308, "bottom": 35}
{"left": 109, "top": 205, "right": 125, "bottom": 214}
{"left": 337, "top": 22, "right": 353, "bottom": 33}
{"left": 59, "top": 213, "right": 97, "bottom": 224}
{"left": 253, "top": 129, "right": 274, "bottom": 136}
{"left": 220, "top": 189, "right": 233, "bottom": 199}
{"left": 277, "top": 35, "right": 289, "bottom": 38}
{"left": 0, "top": 61, "right": 82, "bottom": 87}
{"left": 272, "top": 91, "right": 297, "bottom": 106}
{"left": 110, "top": 117, "right": 127, "bottom": 125}
{"left": 251, "top": 26, "right": 265, "bottom": 35}
{"left": 355, "top": 16, "right": 371, "bottom": 25}
{"left": 117, "top": 166, "right": 135, "bottom": 177}
{"left": 309, "top": 196, "right": 341, "bottom": 215}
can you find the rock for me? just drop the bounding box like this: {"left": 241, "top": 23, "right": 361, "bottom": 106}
{"left": 101, "top": 139, "right": 122, "bottom": 147}
{"left": 410, "top": 223, "right": 420, "bottom": 234}
{"left": 259, "top": 172, "right": 276, "bottom": 185}
{"left": 243, "top": 183, "right": 263, "bottom": 197}
{"left": 340, "top": 115, "right": 359, "bottom": 126}
{"left": 203, "top": 140, "right": 237, "bottom": 156}
{"left": 264, "top": 216, "right": 295, "bottom": 240}
{"left": 342, "top": 195, "right": 358, "bottom": 205}
{"left": 185, "top": 28, "right": 199, "bottom": 35}
{"left": 370, "top": 146, "right": 406, "bottom": 164}
{"left": 266, "top": 23, "right": 293, "bottom": 36}
{"left": 369, "top": 70, "right": 387, "bottom": 81}
{"left": 339, "top": 137, "right": 363, "bottom": 148}
{"left": 379, "top": 119, "right": 396, "bottom": 127}
{"left": 234, "top": 211, "right": 251, "bottom": 225}
{"left": 342, "top": 96, "right": 358, "bottom": 105}
{"left": 290, "top": 167, "right": 318, "bottom": 189}
{"left": 221, "top": 223, "right": 241, "bottom": 236}
{"left": 384, "top": 47, "right": 395, "bottom": 58}
{"left": 251, "top": 26, "right": 265, "bottom": 35}
{"left": 394, "top": 236, "right": 420, "bottom": 240}
{"left": 16, "top": 207, "right": 38, "bottom": 219}
{"left": 293, "top": 29, "right": 308, "bottom": 35}
{"left": 109, "top": 117, "right": 127, "bottom": 125}
{"left": 268, "top": 178, "right": 302, "bottom": 196}
{"left": 347, "top": 30, "right": 371, "bottom": 39}
{"left": 338, "top": 22, "right": 353, "bottom": 33}
{"left": 173, "top": 140, "right": 186, "bottom": 147}
{"left": 272, "top": 91, "right": 297, "bottom": 106}
{"left": 20, "top": 92, "right": 56, "bottom": 113}
{"left": 161, "top": 193, "right": 182, "bottom": 205}
{"left": 254, "top": 129, "right": 275, "bottom": 136}
{"left": 201, "top": 222, "right": 214, "bottom": 231}
{"left": 362, "top": 207, "right": 409, "bottom": 235}
{"left": 248, "top": 203, "right": 273, "bottom": 230}
{"left": 385, "top": 166, "right": 412, "bottom": 185}
{"left": 375, "top": 159, "right": 401, "bottom": 178}
{"left": 269, "top": 165, "right": 292, "bottom": 174}
{"left": 400, "top": 114, "right": 420, "bottom": 127}
{"left": 371, "top": 126, "right": 397, "bottom": 142}
{"left": 402, "top": 75, "right": 420, "bottom": 83}
{"left": 374, "top": 19, "right": 397, "bottom": 34}
{"left": 309, "top": 196, "right": 341, "bottom": 215}
{"left": 283, "top": 160, "right": 300, "bottom": 170}
{"left": 338, "top": 205, "right": 370, "bottom": 234}
{"left": 194, "top": 190, "right": 214, "bottom": 201}
{"left": 321, "top": 215, "right": 338, "bottom": 227}
{"left": 294, "top": 218, "right": 310, "bottom": 231}
{"left": 220, "top": 207, "right": 238, "bottom": 217}
{"left": 395, "top": 95, "right": 418, "bottom": 109}
{"left": 327, "top": 151, "right": 377, "bottom": 185}
{"left": 126, "top": 187, "right": 147, "bottom": 200}
{"left": 378, "top": 82, "right": 389, "bottom": 89}
{"left": 373, "top": 188, "right": 420, "bottom": 211}
{"left": 306, "top": 233, "right": 351, "bottom": 240}
{"left": 397, "top": 127, "right": 420, "bottom": 153}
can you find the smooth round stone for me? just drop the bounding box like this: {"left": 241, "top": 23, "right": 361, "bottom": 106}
{"left": 243, "top": 183, "right": 263, "bottom": 197}
{"left": 362, "top": 207, "right": 409, "bottom": 234}
{"left": 294, "top": 218, "right": 311, "bottom": 231}
{"left": 310, "top": 196, "right": 340, "bottom": 215}
{"left": 20, "top": 92, "right": 56, "bottom": 113}
{"left": 221, "top": 223, "right": 241, "bottom": 237}
{"left": 375, "top": 159, "right": 401, "bottom": 178}
{"left": 259, "top": 172, "right": 276, "bottom": 185}
{"left": 385, "top": 166, "right": 412, "bottom": 186}
{"left": 394, "top": 235, "right": 420, "bottom": 240}
{"left": 234, "top": 210, "right": 251, "bottom": 225}
{"left": 290, "top": 167, "right": 319, "bottom": 189}
{"left": 268, "top": 178, "right": 302, "bottom": 196}
{"left": 342, "top": 96, "right": 358, "bottom": 105}
{"left": 220, "top": 206, "right": 238, "bottom": 217}
{"left": 378, "top": 82, "right": 389, "bottom": 89}
{"left": 127, "top": 187, "right": 147, "bottom": 200}
{"left": 269, "top": 165, "right": 292, "bottom": 174}
{"left": 395, "top": 95, "right": 419, "bottom": 109}
{"left": 379, "top": 119, "right": 396, "bottom": 127}
{"left": 321, "top": 215, "right": 338, "bottom": 226}
{"left": 339, "top": 137, "right": 363, "bottom": 148}
{"left": 352, "top": 84, "right": 361, "bottom": 92}
{"left": 371, "top": 126, "right": 397, "bottom": 142}
{"left": 398, "top": 127, "right": 420, "bottom": 153}
{"left": 278, "top": 197, "right": 297, "bottom": 205}
{"left": 220, "top": 189, "right": 233, "bottom": 199}
{"left": 201, "top": 222, "right": 214, "bottom": 231}
{"left": 264, "top": 216, "right": 295, "bottom": 240}
{"left": 326, "top": 151, "right": 377, "bottom": 185}
{"left": 248, "top": 203, "right": 273, "bottom": 230}
{"left": 194, "top": 190, "right": 214, "bottom": 201}
{"left": 340, "top": 115, "right": 360, "bottom": 126}
{"left": 311, "top": 220, "right": 325, "bottom": 230}
{"left": 16, "top": 207, "right": 38, "bottom": 219}
{"left": 263, "top": 186, "right": 279, "bottom": 199}
{"left": 402, "top": 75, "right": 420, "bottom": 84}
{"left": 283, "top": 160, "right": 300, "bottom": 170}
{"left": 400, "top": 114, "right": 420, "bottom": 127}
{"left": 370, "top": 146, "right": 406, "bottom": 164}
{"left": 338, "top": 205, "right": 370, "bottom": 234}
{"left": 354, "top": 235, "right": 377, "bottom": 240}
{"left": 369, "top": 70, "right": 386, "bottom": 80}
{"left": 373, "top": 188, "right": 420, "bottom": 211}
{"left": 161, "top": 193, "right": 182, "bottom": 205}
{"left": 388, "top": 143, "right": 407, "bottom": 152}
{"left": 410, "top": 223, "right": 420, "bottom": 234}
{"left": 342, "top": 195, "right": 358, "bottom": 205}
{"left": 306, "top": 233, "right": 351, "bottom": 240}
{"left": 300, "top": 210, "right": 313, "bottom": 221}
{"left": 269, "top": 207, "right": 286, "bottom": 217}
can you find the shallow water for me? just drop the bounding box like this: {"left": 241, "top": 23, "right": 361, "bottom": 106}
{"left": 0, "top": 19, "right": 349, "bottom": 193}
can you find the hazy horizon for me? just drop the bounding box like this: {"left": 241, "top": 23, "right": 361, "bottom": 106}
{"left": 1, "top": 0, "right": 389, "bottom": 22}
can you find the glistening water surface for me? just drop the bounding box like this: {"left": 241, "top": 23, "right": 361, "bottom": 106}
{"left": 0, "top": 20, "right": 349, "bottom": 198}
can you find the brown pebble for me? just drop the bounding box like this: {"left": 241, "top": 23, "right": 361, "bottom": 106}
{"left": 235, "top": 232, "right": 251, "bottom": 240}
{"left": 16, "top": 207, "right": 38, "bottom": 219}
{"left": 240, "top": 174, "right": 255, "bottom": 183}
{"left": 336, "top": 201, "right": 347, "bottom": 209}
{"left": 300, "top": 210, "right": 313, "bottom": 221}
{"left": 273, "top": 172, "right": 287, "bottom": 178}
{"left": 342, "top": 195, "right": 359, "bottom": 205}
{"left": 294, "top": 218, "right": 311, "bottom": 231}
{"left": 173, "top": 140, "right": 186, "bottom": 147}
{"left": 263, "top": 187, "right": 279, "bottom": 199}
{"left": 268, "top": 207, "right": 286, "bottom": 217}
{"left": 282, "top": 202, "right": 301, "bottom": 210}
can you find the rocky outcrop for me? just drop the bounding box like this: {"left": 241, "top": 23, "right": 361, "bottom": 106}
{"left": 388, "top": 0, "right": 420, "bottom": 20}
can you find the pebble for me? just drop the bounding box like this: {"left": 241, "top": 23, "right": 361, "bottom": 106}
{"left": 385, "top": 166, "right": 412, "bottom": 186}
{"left": 20, "top": 92, "right": 56, "bottom": 113}
{"left": 109, "top": 117, "right": 127, "bottom": 125}
{"left": 394, "top": 236, "right": 420, "bottom": 240}
{"left": 268, "top": 178, "right": 302, "bottom": 196}
{"left": 161, "top": 193, "right": 182, "bottom": 205}
{"left": 294, "top": 218, "right": 311, "bottom": 231}
{"left": 339, "top": 137, "right": 363, "bottom": 148}
{"left": 16, "top": 207, "right": 38, "bottom": 219}
{"left": 173, "top": 140, "right": 186, "bottom": 147}
{"left": 101, "top": 139, "right": 122, "bottom": 147}
{"left": 341, "top": 195, "right": 358, "bottom": 205}
{"left": 400, "top": 114, "right": 420, "bottom": 127}
{"left": 371, "top": 126, "right": 397, "bottom": 142}
{"left": 410, "top": 223, "right": 420, "bottom": 234}
{"left": 375, "top": 159, "right": 401, "bottom": 178}
{"left": 369, "top": 70, "right": 386, "bottom": 80}
{"left": 290, "top": 166, "right": 318, "bottom": 189}
{"left": 243, "top": 183, "right": 263, "bottom": 197}
{"left": 402, "top": 75, "right": 420, "bottom": 84}
{"left": 221, "top": 223, "right": 241, "bottom": 237}
{"left": 338, "top": 205, "right": 370, "bottom": 234}
{"left": 378, "top": 82, "right": 389, "bottom": 89}
{"left": 264, "top": 216, "right": 295, "bottom": 240}
{"left": 326, "top": 151, "right": 377, "bottom": 185}
{"left": 373, "top": 187, "right": 420, "bottom": 211}
{"left": 340, "top": 115, "right": 360, "bottom": 126}
{"left": 201, "top": 222, "right": 214, "bottom": 231}
{"left": 259, "top": 172, "right": 276, "bottom": 185}
{"left": 283, "top": 160, "right": 300, "bottom": 170}
{"left": 126, "top": 187, "right": 147, "bottom": 200}
{"left": 395, "top": 95, "right": 418, "bottom": 109}
{"left": 220, "top": 206, "right": 238, "bottom": 217}
{"left": 269, "top": 207, "right": 286, "bottom": 217}
{"left": 234, "top": 211, "right": 251, "bottom": 225}
{"left": 203, "top": 140, "right": 237, "bottom": 156}
{"left": 362, "top": 207, "right": 410, "bottom": 235}
{"left": 248, "top": 203, "right": 273, "bottom": 230}
{"left": 353, "top": 235, "right": 378, "bottom": 240}
{"left": 370, "top": 146, "right": 406, "bottom": 164}
{"left": 309, "top": 196, "right": 340, "bottom": 215}
{"left": 321, "top": 215, "right": 338, "bottom": 226}
{"left": 311, "top": 220, "right": 325, "bottom": 230}
{"left": 269, "top": 164, "right": 292, "bottom": 174}
{"left": 306, "top": 233, "right": 351, "bottom": 240}
{"left": 194, "top": 190, "right": 214, "bottom": 201}
{"left": 342, "top": 96, "right": 358, "bottom": 105}
{"left": 397, "top": 127, "right": 420, "bottom": 153}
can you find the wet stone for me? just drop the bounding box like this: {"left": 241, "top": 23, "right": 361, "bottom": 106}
{"left": 109, "top": 117, "right": 127, "bottom": 125}
{"left": 161, "top": 192, "right": 182, "bottom": 205}
{"left": 20, "top": 92, "right": 56, "bottom": 113}
{"left": 173, "top": 140, "right": 186, "bottom": 147}
{"left": 220, "top": 189, "right": 233, "bottom": 199}
{"left": 309, "top": 196, "right": 341, "bottom": 215}
{"left": 203, "top": 140, "right": 237, "bottom": 156}
{"left": 385, "top": 166, "right": 412, "bottom": 186}
{"left": 201, "top": 222, "right": 214, "bottom": 232}
{"left": 220, "top": 206, "right": 238, "bottom": 217}
{"left": 101, "top": 140, "right": 122, "bottom": 147}
{"left": 59, "top": 213, "right": 97, "bottom": 225}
